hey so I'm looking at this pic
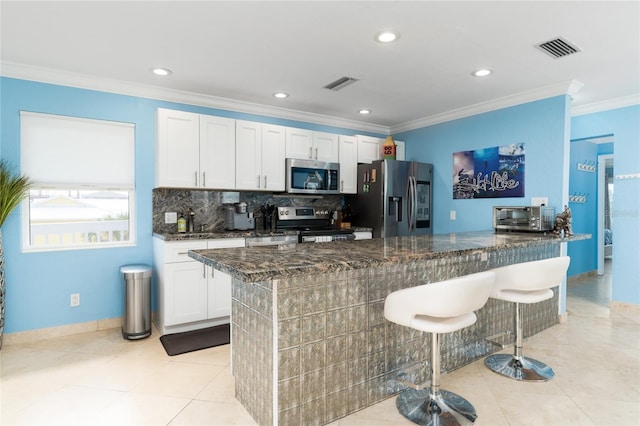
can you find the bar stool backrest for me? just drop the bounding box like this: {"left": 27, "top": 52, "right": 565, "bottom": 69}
{"left": 384, "top": 270, "right": 495, "bottom": 328}
{"left": 491, "top": 256, "right": 571, "bottom": 297}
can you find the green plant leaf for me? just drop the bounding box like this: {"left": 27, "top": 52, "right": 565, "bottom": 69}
{"left": 0, "top": 160, "right": 32, "bottom": 228}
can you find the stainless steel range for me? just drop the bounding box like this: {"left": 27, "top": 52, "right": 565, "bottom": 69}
{"left": 276, "top": 206, "right": 355, "bottom": 243}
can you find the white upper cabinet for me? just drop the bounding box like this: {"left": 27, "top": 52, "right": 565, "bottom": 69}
{"left": 394, "top": 140, "right": 406, "bottom": 161}
{"left": 339, "top": 135, "right": 358, "bottom": 194}
{"left": 261, "top": 124, "right": 287, "bottom": 190}
{"left": 200, "top": 115, "right": 236, "bottom": 189}
{"left": 313, "top": 131, "right": 339, "bottom": 163}
{"left": 286, "top": 128, "right": 339, "bottom": 163}
{"left": 236, "top": 120, "right": 286, "bottom": 191}
{"left": 156, "top": 109, "right": 200, "bottom": 188}
{"left": 285, "top": 127, "right": 313, "bottom": 160}
{"left": 357, "top": 135, "right": 384, "bottom": 164}
{"left": 156, "top": 108, "right": 235, "bottom": 189}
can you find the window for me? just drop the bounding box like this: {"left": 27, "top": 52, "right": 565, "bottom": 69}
{"left": 20, "top": 112, "right": 135, "bottom": 251}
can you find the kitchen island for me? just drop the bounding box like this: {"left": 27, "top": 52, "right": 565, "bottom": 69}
{"left": 189, "top": 231, "right": 588, "bottom": 426}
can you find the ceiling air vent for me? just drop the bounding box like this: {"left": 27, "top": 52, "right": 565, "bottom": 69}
{"left": 536, "top": 37, "right": 581, "bottom": 59}
{"left": 323, "top": 76, "right": 359, "bottom": 91}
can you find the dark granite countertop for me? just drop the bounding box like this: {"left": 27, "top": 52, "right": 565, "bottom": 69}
{"left": 153, "top": 227, "right": 373, "bottom": 241}
{"left": 189, "top": 230, "right": 590, "bottom": 282}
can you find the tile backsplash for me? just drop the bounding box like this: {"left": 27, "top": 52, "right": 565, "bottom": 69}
{"left": 152, "top": 188, "right": 342, "bottom": 234}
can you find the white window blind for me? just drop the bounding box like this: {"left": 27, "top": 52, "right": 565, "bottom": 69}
{"left": 20, "top": 111, "right": 135, "bottom": 188}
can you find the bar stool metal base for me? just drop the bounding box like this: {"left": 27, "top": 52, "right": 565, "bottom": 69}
{"left": 485, "top": 353, "right": 554, "bottom": 382}
{"left": 396, "top": 388, "right": 477, "bottom": 426}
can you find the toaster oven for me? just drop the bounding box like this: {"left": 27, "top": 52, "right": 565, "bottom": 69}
{"left": 493, "top": 206, "right": 555, "bottom": 232}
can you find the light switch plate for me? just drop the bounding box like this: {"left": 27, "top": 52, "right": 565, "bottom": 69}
{"left": 531, "top": 197, "right": 548, "bottom": 206}
{"left": 165, "top": 212, "right": 177, "bottom": 224}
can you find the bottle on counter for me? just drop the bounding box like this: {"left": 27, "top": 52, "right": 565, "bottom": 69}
{"left": 177, "top": 212, "right": 187, "bottom": 233}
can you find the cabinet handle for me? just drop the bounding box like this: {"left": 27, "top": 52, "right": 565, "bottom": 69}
{"left": 264, "top": 175, "right": 267, "bottom": 188}
{"left": 177, "top": 251, "right": 189, "bottom": 255}
{"left": 202, "top": 172, "right": 206, "bottom": 187}
{"left": 257, "top": 175, "right": 261, "bottom": 188}
{"left": 308, "top": 147, "right": 312, "bottom": 159}
{"left": 194, "top": 171, "right": 198, "bottom": 187}
{"left": 202, "top": 264, "right": 206, "bottom": 279}
{"left": 315, "top": 148, "right": 318, "bottom": 160}
{"left": 340, "top": 180, "right": 343, "bottom": 192}
{"left": 211, "top": 267, "right": 215, "bottom": 278}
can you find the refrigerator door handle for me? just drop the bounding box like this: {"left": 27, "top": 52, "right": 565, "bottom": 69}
{"left": 406, "top": 178, "right": 412, "bottom": 230}
{"left": 407, "top": 176, "right": 416, "bottom": 232}
{"left": 409, "top": 176, "right": 417, "bottom": 232}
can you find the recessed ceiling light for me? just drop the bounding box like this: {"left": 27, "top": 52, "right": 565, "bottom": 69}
{"left": 375, "top": 30, "right": 399, "bottom": 43}
{"left": 472, "top": 68, "right": 492, "bottom": 77}
{"left": 358, "top": 109, "right": 372, "bottom": 115}
{"left": 273, "top": 92, "right": 289, "bottom": 99}
{"left": 151, "top": 67, "right": 172, "bottom": 76}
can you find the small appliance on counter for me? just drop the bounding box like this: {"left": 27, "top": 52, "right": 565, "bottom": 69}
{"left": 493, "top": 206, "right": 555, "bottom": 232}
{"left": 224, "top": 202, "right": 256, "bottom": 230}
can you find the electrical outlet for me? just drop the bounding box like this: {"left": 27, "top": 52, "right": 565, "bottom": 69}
{"left": 165, "top": 212, "right": 177, "bottom": 224}
{"left": 450, "top": 210, "right": 456, "bottom": 220}
{"left": 70, "top": 293, "right": 80, "bottom": 307}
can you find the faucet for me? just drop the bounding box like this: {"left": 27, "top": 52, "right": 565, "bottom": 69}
{"left": 187, "top": 208, "right": 195, "bottom": 233}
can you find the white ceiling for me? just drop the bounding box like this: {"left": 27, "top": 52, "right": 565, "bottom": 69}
{"left": 1, "top": 1, "right": 639, "bottom": 133}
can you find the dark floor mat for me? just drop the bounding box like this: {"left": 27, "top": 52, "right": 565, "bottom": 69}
{"left": 160, "top": 323, "right": 230, "bottom": 356}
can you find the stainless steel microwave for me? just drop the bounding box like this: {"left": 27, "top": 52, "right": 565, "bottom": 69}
{"left": 286, "top": 158, "right": 340, "bottom": 195}
{"left": 493, "top": 206, "right": 555, "bottom": 232}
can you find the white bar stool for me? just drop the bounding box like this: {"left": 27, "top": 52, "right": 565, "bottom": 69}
{"left": 384, "top": 270, "right": 496, "bottom": 426}
{"left": 485, "top": 256, "right": 570, "bottom": 382}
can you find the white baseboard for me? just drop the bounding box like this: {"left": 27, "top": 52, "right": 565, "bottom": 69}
{"left": 2, "top": 314, "right": 158, "bottom": 346}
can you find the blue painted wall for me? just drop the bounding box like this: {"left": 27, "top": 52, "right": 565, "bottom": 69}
{"left": 2, "top": 76, "right": 637, "bottom": 334}
{"left": 567, "top": 139, "right": 599, "bottom": 276}
{"left": 571, "top": 105, "right": 640, "bottom": 305}
{"left": 0, "top": 77, "right": 382, "bottom": 334}
{"left": 394, "top": 96, "right": 570, "bottom": 235}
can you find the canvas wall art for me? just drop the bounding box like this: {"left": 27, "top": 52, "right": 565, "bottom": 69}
{"left": 453, "top": 143, "right": 525, "bottom": 199}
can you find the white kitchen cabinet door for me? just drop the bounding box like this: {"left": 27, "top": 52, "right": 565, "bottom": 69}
{"left": 206, "top": 238, "right": 244, "bottom": 319}
{"left": 313, "top": 132, "right": 339, "bottom": 163}
{"left": 394, "top": 140, "right": 406, "bottom": 161}
{"left": 357, "top": 135, "right": 384, "bottom": 164}
{"left": 285, "top": 127, "right": 314, "bottom": 160}
{"left": 235, "top": 120, "right": 262, "bottom": 190}
{"left": 207, "top": 266, "right": 232, "bottom": 318}
{"left": 156, "top": 109, "right": 200, "bottom": 187}
{"left": 163, "top": 261, "right": 208, "bottom": 326}
{"left": 261, "top": 124, "right": 286, "bottom": 191}
{"left": 200, "top": 115, "right": 235, "bottom": 189}
{"left": 339, "top": 135, "right": 358, "bottom": 194}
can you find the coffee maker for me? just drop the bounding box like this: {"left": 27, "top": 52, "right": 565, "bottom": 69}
{"left": 224, "top": 202, "right": 256, "bottom": 230}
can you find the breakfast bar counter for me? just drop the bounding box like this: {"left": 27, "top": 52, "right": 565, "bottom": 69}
{"left": 189, "top": 231, "right": 588, "bottom": 426}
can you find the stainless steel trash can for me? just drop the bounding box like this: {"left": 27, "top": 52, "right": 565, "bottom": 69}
{"left": 120, "top": 264, "right": 152, "bottom": 340}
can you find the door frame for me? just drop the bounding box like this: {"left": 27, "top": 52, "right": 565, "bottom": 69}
{"left": 597, "top": 154, "right": 614, "bottom": 275}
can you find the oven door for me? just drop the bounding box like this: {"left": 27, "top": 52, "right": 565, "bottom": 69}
{"left": 299, "top": 229, "right": 355, "bottom": 243}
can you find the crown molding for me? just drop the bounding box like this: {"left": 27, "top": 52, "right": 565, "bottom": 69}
{"left": 5, "top": 62, "right": 636, "bottom": 135}
{"left": 1, "top": 61, "right": 389, "bottom": 135}
{"left": 390, "top": 80, "right": 583, "bottom": 134}
{"left": 571, "top": 94, "right": 640, "bottom": 117}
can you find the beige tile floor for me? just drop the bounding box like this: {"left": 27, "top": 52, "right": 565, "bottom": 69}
{"left": 1, "top": 262, "right": 638, "bottom": 426}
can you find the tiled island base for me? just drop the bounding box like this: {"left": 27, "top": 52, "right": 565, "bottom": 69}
{"left": 231, "top": 244, "right": 560, "bottom": 426}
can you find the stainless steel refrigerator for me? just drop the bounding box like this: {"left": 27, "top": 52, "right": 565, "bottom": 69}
{"left": 347, "top": 160, "right": 433, "bottom": 238}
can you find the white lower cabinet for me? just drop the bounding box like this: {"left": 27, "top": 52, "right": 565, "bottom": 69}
{"left": 153, "top": 237, "right": 245, "bottom": 335}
